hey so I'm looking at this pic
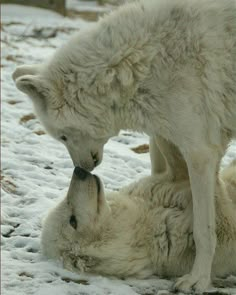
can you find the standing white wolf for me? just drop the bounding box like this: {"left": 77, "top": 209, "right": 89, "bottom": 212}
{"left": 13, "top": 0, "right": 236, "bottom": 292}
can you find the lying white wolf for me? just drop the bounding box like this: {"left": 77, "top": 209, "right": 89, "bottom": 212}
{"left": 41, "top": 161, "right": 236, "bottom": 287}
{"left": 13, "top": 0, "right": 236, "bottom": 291}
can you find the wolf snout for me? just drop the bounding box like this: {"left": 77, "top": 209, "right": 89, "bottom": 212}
{"left": 74, "top": 166, "right": 91, "bottom": 180}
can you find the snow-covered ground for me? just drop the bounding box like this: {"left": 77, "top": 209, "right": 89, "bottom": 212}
{"left": 1, "top": 3, "right": 236, "bottom": 295}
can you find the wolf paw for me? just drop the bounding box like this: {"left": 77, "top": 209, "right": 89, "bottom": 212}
{"left": 174, "top": 273, "right": 211, "bottom": 293}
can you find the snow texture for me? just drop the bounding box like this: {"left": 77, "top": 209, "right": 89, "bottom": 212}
{"left": 1, "top": 3, "right": 236, "bottom": 295}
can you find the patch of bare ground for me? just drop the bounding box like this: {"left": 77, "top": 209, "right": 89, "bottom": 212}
{"left": 61, "top": 277, "right": 89, "bottom": 285}
{"left": 34, "top": 130, "right": 45, "bottom": 136}
{"left": 5, "top": 54, "right": 22, "bottom": 62}
{"left": 7, "top": 100, "right": 22, "bottom": 105}
{"left": 1, "top": 173, "right": 17, "bottom": 194}
{"left": 19, "top": 113, "right": 36, "bottom": 124}
{"left": 131, "top": 144, "right": 149, "bottom": 154}
{"left": 19, "top": 272, "right": 34, "bottom": 279}
{"left": 66, "top": 9, "right": 102, "bottom": 21}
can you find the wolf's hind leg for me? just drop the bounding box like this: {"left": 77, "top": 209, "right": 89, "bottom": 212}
{"left": 150, "top": 136, "right": 188, "bottom": 180}
{"left": 149, "top": 136, "right": 166, "bottom": 175}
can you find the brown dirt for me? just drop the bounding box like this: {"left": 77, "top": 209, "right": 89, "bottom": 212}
{"left": 131, "top": 144, "right": 149, "bottom": 154}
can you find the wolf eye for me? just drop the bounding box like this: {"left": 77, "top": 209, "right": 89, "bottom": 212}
{"left": 60, "top": 135, "right": 67, "bottom": 142}
{"left": 69, "top": 215, "right": 77, "bottom": 230}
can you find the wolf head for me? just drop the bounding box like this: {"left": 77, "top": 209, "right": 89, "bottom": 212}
{"left": 12, "top": 62, "right": 120, "bottom": 170}
{"left": 12, "top": 18, "right": 151, "bottom": 170}
{"left": 41, "top": 167, "right": 152, "bottom": 278}
{"left": 41, "top": 167, "right": 111, "bottom": 270}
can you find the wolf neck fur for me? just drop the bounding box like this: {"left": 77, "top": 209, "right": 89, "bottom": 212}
{"left": 45, "top": 1, "right": 162, "bottom": 123}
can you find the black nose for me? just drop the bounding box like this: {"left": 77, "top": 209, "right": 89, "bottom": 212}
{"left": 74, "top": 166, "right": 90, "bottom": 180}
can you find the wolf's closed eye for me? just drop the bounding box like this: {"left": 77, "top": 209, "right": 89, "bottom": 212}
{"left": 69, "top": 215, "right": 77, "bottom": 230}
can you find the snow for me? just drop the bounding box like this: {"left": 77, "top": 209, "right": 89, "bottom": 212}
{"left": 1, "top": 3, "right": 236, "bottom": 295}
{"left": 66, "top": 0, "right": 112, "bottom": 12}
{"left": 1, "top": 4, "right": 63, "bottom": 21}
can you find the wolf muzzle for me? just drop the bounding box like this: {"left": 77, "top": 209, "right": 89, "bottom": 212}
{"left": 74, "top": 166, "right": 91, "bottom": 180}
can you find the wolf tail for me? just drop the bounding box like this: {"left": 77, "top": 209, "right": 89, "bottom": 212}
{"left": 221, "top": 160, "right": 236, "bottom": 204}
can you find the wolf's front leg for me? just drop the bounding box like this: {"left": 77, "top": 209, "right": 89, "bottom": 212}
{"left": 174, "top": 147, "right": 219, "bottom": 293}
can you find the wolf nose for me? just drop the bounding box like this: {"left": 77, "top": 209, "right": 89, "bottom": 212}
{"left": 74, "top": 166, "right": 90, "bottom": 180}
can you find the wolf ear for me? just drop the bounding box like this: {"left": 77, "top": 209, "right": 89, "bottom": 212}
{"left": 15, "top": 75, "right": 49, "bottom": 110}
{"left": 12, "top": 64, "right": 41, "bottom": 81}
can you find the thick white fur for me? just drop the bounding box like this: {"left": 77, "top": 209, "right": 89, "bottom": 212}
{"left": 14, "top": 0, "right": 236, "bottom": 291}
{"left": 41, "top": 162, "right": 236, "bottom": 285}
